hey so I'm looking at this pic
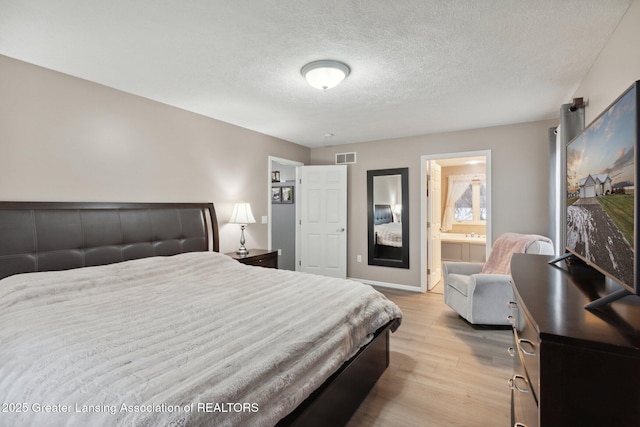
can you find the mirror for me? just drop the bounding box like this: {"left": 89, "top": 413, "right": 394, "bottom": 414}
{"left": 367, "top": 168, "right": 409, "bottom": 268}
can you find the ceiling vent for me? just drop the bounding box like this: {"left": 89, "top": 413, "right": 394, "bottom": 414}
{"left": 335, "top": 152, "right": 356, "bottom": 165}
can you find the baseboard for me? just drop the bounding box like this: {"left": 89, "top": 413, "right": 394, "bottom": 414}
{"left": 347, "top": 277, "right": 424, "bottom": 293}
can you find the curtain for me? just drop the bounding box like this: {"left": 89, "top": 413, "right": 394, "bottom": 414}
{"left": 442, "top": 174, "right": 477, "bottom": 231}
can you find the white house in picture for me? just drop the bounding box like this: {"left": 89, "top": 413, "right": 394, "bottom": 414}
{"left": 579, "top": 173, "right": 612, "bottom": 198}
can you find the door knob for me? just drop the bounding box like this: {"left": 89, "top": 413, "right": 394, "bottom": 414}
{"left": 336, "top": 228, "right": 345, "bottom": 232}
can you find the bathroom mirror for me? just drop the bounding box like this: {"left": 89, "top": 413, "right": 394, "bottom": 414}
{"left": 367, "top": 168, "right": 409, "bottom": 268}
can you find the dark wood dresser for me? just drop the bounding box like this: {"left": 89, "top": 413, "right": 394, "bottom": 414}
{"left": 509, "top": 254, "right": 640, "bottom": 427}
{"left": 225, "top": 249, "right": 278, "bottom": 269}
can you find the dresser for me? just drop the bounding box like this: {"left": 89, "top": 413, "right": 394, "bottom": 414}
{"left": 509, "top": 254, "right": 640, "bottom": 427}
{"left": 225, "top": 249, "right": 278, "bottom": 269}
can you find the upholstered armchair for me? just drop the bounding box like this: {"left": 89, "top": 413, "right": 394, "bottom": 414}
{"left": 443, "top": 233, "right": 554, "bottom": 325}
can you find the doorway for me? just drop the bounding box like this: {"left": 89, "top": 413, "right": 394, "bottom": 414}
{"left": 421, "top": 150, "right": 492, "bottom": 292}
{"left": 268, "top": 156, "right": 303, "bottom": 271}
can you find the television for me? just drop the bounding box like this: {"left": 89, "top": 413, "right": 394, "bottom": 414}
{"left": 554, "top": 80, "right": 639, "bottom": 309}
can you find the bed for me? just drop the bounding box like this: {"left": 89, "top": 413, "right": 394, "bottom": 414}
{"left": 373, "top": 204, "right": 402, "bottom": 259}
{"left": 0, "top": 202, "right": 402, "bottom": 427}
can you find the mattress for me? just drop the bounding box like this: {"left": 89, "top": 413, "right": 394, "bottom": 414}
{"left": 375, "top": 222, "right": 403, "bottom": 247}
{"left": 0, "top": 251, "right": 402, "bottom": 427}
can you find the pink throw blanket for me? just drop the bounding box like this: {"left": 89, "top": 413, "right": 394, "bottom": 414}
{"left": 481, "top": 233, "right": 552, "bottom": 274}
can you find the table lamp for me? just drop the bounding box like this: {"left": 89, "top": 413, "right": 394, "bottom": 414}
{"left": 229, "top": 202, "right": 256, "bottom": 256}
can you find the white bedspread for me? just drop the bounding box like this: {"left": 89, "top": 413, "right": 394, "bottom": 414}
{"left": 375, "top": 222, "right": 402, "bottom": 247}
{"left": 0, "top": 251, "right": 401, "bottom": 427}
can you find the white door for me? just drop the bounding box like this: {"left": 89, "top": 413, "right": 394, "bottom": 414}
{"left": 296, "top": 165, "right": 348, "bottom": 278}
{"left": 427, "top": 161, "right": 442, "bottom": 290}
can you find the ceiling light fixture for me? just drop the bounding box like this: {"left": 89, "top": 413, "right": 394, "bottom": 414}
{"left": 301, "top": 60, "right": 350, "bottom": 90}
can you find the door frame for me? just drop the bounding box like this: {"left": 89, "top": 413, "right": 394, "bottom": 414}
{"left": 420, "top": 150, "right": 492, "bottom": 292}
{"left": 268, "top": 156, "right": 304, "bottom": 251}
{"left": 426, "top": 161, "right": 442, "bottom": 291}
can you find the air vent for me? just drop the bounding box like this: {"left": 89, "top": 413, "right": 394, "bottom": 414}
{"left": 335, "top": 152, "right": 356, "bottom": 164}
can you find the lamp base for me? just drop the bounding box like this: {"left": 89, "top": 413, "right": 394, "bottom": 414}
{"left": 237, "top": 225, "right": 249, "bottom": 256}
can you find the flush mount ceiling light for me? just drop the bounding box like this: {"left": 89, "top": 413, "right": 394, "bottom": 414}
{"left": 301, "top": 60, "right": 350, "bottom": 90}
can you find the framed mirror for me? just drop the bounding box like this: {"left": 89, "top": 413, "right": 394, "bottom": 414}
{"left": 367, "top": 168, "right": 409, "bottom": 268}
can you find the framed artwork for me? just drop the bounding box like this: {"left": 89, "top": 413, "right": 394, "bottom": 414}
{"left": 271, "top": 171, "right": 280, "bottom": 183}
{"left": 281, "top": 186, "right": 294, "bottom": 203}
{"left": 272, "top": 187, "right": 282, "bottom": 203}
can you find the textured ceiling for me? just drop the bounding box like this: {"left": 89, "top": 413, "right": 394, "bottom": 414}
{"left": 0, "top": 0, "right": 632, "bottom": 148}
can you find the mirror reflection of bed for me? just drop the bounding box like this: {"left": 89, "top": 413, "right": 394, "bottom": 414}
{"left": 373, "top": 204, "right": 402, "bottom": 259}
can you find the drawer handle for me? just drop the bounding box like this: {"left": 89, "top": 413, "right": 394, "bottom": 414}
{"left": 514, "top": 424, "right": 527, "bottom": 427}
{"left": 508, "top": 301, "right": 518, "bottom": 309}
{"left": 507, "top": 347, "right": 515, "bottom": 357}
{"left": 507, "top": 315, "right": 515, "bottom": 325}
{"left": 518, "top": 339, "right": 536, "bottom": 356}
{"left": 508, "top": 375, "right": 530, "bottom": 394}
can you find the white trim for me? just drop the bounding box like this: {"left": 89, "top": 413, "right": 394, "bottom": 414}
{"left": 347, "top": 277, "right": 423, "bottom": 293}
{"left": 267, "top": 156, "right": 304, "bottom": 251}
{"left": 420, "top": 159, "right": 428, "bottom": 292}
{"left": 420, "top": 150, "right": 492, "bottom": 293}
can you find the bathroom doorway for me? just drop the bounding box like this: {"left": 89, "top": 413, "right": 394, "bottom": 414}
{"left": 421, "top": 150, "right": 491, "bottom": 292}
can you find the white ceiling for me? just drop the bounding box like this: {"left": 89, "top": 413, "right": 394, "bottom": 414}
{"left": 0, "top": 1, "right": 632, "bottom": 148}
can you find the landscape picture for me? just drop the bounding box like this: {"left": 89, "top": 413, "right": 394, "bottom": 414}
{"left": 566, "top": 87, "right": 635, "bottom": 288}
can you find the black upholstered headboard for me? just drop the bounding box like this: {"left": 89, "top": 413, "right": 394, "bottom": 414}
{"left": 374, "top": 204, "right": 393, "bottom": 225}
{"left": 0, "top": 202, "right": 219, "bottom": 280}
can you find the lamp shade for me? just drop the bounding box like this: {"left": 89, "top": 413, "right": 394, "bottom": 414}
{"left": 229, "top": 202, "right": 256, "bottom": 225}
{"left": 301, "top": 60, "right": 350, "bottom": 90}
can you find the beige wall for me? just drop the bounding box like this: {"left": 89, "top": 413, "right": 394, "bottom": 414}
{"left": 574, "top": 0, "right": 640, "bottom": 121}
{"left": 311, "top": 119, "right": 557, "bottom": 289}
{"left": 0, "top": 55, "right": 310, "bottom": 253}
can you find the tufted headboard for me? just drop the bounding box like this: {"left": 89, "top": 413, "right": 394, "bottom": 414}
{"left": 0, "top": 202, "right": 219, "bottom": 280}
{"left": 373, "top": 204, "right": 393, "bottom": 225}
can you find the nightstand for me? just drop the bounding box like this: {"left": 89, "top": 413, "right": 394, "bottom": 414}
{"left": 225, "top": 249, "right": 278, "bottom": 269}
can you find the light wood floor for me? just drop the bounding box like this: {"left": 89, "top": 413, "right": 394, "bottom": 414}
{"left": 347, "top": 289, "right": 514, "bottom": 427}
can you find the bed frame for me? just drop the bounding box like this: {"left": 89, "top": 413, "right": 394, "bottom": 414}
{"left": 0, "top": 202, "right": 219, "bottom": 279}
{"left": 0, "top": 201, "right": 391, "bottom": 426}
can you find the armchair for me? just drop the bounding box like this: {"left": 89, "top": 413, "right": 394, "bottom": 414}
{"left": 443, "top": 233, "right": 554, "bottom": 325}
